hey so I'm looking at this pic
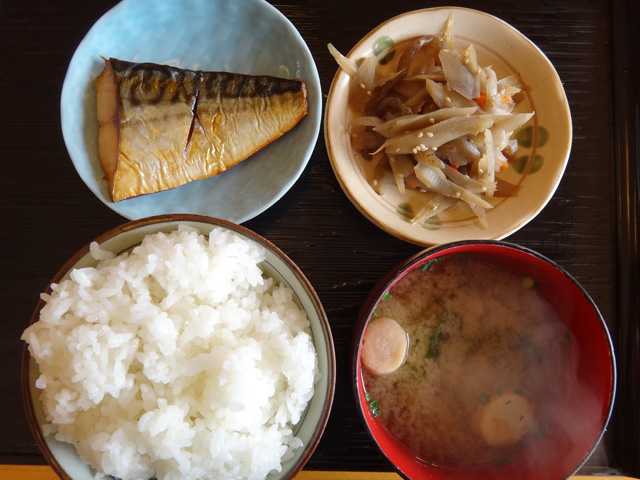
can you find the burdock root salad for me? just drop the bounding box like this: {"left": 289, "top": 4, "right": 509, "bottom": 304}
{"left": 329, "top": 11, "right": 534, "bottom": 228}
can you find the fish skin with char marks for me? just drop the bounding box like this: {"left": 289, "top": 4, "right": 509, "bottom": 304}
{"left": 96, "top": 58, "right": 308, "bottom": 202}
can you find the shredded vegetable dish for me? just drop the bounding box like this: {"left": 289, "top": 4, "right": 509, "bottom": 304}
{"left": 329, "top": 13, "right": 534, "bottom": 228}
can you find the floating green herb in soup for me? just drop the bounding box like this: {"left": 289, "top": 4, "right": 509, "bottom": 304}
{"left": 361, "top": 255, "right": 574, "bottom": 468}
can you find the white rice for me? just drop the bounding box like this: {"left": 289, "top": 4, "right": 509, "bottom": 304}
{"left": 22, "top": 225, "right": 318, "bottom": 480}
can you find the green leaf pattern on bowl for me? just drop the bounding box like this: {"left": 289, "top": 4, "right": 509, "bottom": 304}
{"left": 421, "top": 215, "right": 442, "bottom": 231}
{"left": 513, "top": 154, "right": 544, "bottom": 175}
{"left": 397, "top": 202, "right": 413, "bottom": 219}
{"left": 372, "top": 36, "right": 396, "bottom": 65}
{"left": 513, "top": 125, "right": 549, "bottom": 174}
{"left": 516, "top": 125, "right": 549, "bottom": 149}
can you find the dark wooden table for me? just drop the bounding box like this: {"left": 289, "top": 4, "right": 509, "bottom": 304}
{"left": 1, "top": 0, "right": 638, "bottom": 477}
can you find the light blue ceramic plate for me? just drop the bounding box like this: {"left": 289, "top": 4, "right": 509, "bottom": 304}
{"left": 61, "top": 0, "right": 321, "bottom": 222}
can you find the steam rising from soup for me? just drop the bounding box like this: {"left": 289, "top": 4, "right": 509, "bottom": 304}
{"left": 361, "top": 254, "right": 576, "bottom": 469}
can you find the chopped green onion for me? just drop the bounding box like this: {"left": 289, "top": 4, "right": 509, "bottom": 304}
{"left": 426, "top": 326, "right": 443, "bottom": 358}
{"left": 421, "top": 256, "right": 446, "bottom": 272}
{"left": 530, "top": 420, "right": 553, "bottom": 440}
{"left": 427, "top": 310, "right": 453, "bottom": 358}
{"left": 561, "top": 329, "right": 573, "bottom": 345}
{"left": 453, "top": 253, "right": 470, "bottom": 266}
{"left": 518, "top": 275, "right": 536, "bottom": 289}
{"left": 494, "top": 455, "right": 513, "bottom": 467}
{"left": 478, "top": 392, "right": 491, "bottom": 405}
{"left": 369, "top": 398, "right": 381, "bottom": 417}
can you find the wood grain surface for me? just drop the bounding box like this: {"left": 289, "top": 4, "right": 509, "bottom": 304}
{"left": 0, "top": 465, "right": 638, "bottom": 480}
{"left": 1, "top": 0, "right": 638, "bottom": 477}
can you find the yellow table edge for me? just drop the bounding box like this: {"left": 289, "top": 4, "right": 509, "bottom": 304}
{"left": 0, "top": 465, "right": 637, "bottom": 480}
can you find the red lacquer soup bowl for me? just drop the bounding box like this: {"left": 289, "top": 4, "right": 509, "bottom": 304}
{"left": 352, "top": 240, "right": 616, "bottom": 480}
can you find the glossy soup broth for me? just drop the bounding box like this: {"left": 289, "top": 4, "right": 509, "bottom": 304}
{"left": 362, "top": 254, "right": 576, "bottom": 468}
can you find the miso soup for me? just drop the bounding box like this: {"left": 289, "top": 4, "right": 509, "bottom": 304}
{"left": 361, "top": 255, "right": 575, "bottom": 468}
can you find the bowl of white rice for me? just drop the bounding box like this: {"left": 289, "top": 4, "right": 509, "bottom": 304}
{"left": 21, "top": 214, "right": 335, "bottom": 480}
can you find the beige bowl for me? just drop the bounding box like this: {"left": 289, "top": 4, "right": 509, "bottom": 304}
{"left": 325, "top": 7, "right": 572, "bottom": 246}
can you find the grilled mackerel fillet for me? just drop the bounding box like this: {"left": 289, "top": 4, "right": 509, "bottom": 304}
{"left": 96, "top": 58, "right": 308, "bottom": 202}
